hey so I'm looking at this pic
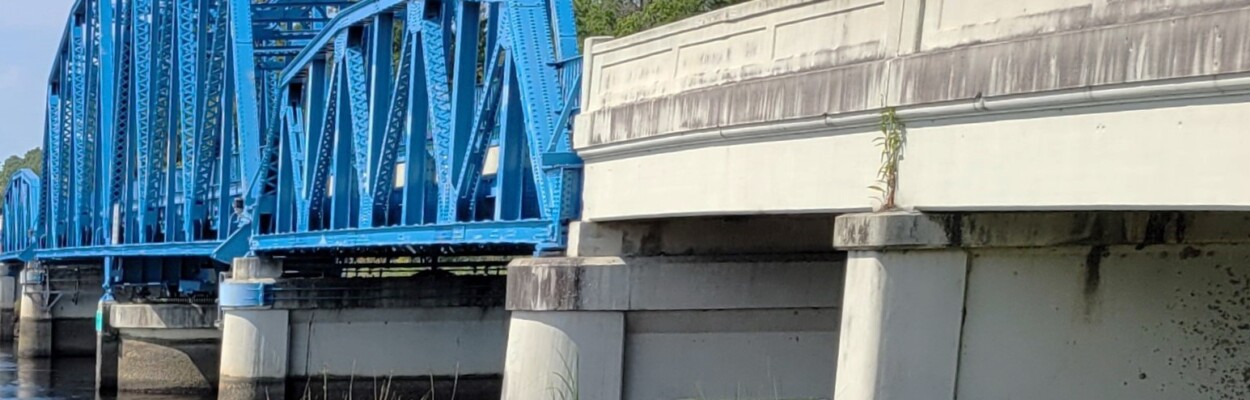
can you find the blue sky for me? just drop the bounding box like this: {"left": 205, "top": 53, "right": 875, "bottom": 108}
{"left": 0, "top": 1, "right": 75, "bottom": 160}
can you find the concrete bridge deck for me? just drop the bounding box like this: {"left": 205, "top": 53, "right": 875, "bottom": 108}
{"left": 575, "top": 0, "right": 1250, "bottom": 219}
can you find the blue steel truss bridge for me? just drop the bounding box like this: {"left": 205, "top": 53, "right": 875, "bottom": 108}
{"left": 0, "top": 0, "right": 582, "bottom": 300}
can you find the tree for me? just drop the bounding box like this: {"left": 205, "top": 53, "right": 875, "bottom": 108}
{"left": 574, "top": 0, "right": 748, "bottom": 42}
{"left": 0, "top": 148, "right": 44, "bottom": 199}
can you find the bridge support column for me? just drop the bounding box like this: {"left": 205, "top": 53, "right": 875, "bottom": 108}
{"left": 503, "top": 250, "right": 843, "bottom": 400}
{"left": 101, "top": 303, "right": 220, "bottom": 395}
{"left": 17, "top": 263, "right": 51, "bottom": 358}
{"left": 833, "top": 211, "right": 1250, "bottom": 400}
{"left": 95, "top": 300, "right": 118, "bottom": 396}
{"left": 0, "top": 264, "right": 20, "bottom": 343}
{"left": 16, "top": 263, "right": 105, "bottom": 358}
{"left": 220, "top": 257, "right": 288, "bottom": 400}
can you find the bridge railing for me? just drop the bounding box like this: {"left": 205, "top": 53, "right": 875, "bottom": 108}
{"left": 249, "top": 0, "right": 583, "bottom": 256}
{"left": 573, "top": 0, "right": 1250, "bottom": 153}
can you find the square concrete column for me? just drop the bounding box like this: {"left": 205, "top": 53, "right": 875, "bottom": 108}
{"left": 17, "top": 264, "right": 51, "bottom": 358}
{"left": 832, "top": 212, "right": 971, "bottom": 400}
{"left": 835, "top": 250, "right": 967, "bottom": 400}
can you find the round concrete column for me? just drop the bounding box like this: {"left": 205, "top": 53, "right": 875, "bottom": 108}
{"left": 17, "top": 266, "right": 51, "bottom": 358}
{"left": 503, "top": 311, "right": 624, "bottom": 400}
{"left": 219, "top": 309, "right": 290, "bottom": 400}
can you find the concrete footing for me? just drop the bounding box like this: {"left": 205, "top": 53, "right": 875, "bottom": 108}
{"left": 106, "top": 303, "right": 221, "bottom": 395}
{"left": 502, "top": 254, "right": 844, "bottom": 400}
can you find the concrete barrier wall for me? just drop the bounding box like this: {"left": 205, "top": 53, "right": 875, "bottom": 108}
{"left": 288, "top": 307, "right": 508, "bottom": 377}
{"left": 958, "top": 243, "right": 1250, "bottom": 399}
{"left": 578, "top": 0, "right": 1250, "bottom": 146}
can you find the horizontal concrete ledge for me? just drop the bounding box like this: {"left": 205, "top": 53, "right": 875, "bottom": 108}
{"left": 111, "top": 304, "right": 218, "bottom": 329}
{"left": 578, "top": 72, "right": 1250, "bottom": 161}
{"left": 834, "top": 211, "right": 1250, "bottom": 250}
{"left": 507, "top": 254, "right": 844, "bottom": 311}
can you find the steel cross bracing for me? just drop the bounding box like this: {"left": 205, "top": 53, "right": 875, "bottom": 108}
{"left": 251, "top": 0, "right": 582, "bottom": 255}
{"left": 0, "top": 0, "right": 353, "bottom": 301}
{"left": 6, "top": 0, "right": 581, "bottom": 279}
{"left": 1, "top": 170, "right": 42, "bottom": 262}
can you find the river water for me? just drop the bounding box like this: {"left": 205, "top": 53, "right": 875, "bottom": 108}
{"left": 0, "top": 348, "right": 210, "bottom": 400}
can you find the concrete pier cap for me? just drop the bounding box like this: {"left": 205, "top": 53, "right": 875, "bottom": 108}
{"left": 834, "top": 210, "right": 1246, "bottom": 250}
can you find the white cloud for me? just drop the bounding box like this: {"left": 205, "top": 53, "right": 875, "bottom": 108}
{"left": 0, "top": 66, "right": 19, "bottom": 90}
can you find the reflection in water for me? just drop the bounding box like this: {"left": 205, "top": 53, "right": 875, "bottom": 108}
{"left": 0, "top": 347, "right": 212, "bottom": 400}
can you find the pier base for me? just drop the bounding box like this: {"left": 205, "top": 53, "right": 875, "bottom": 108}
{"left": 17, "top": 263, "right": 102, "bottom": 358}
{"left": 105, "top": 303, "right": 220, "bottom": 395}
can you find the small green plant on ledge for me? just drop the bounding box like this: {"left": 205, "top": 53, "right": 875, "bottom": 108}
{"left": 869, "top": 107, "right": 906, "bottom": 211}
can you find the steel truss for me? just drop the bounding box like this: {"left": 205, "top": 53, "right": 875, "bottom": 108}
{"left": 251, "top": 0, "right": 582, "bottom": 256}
{"left": 3, "top": 0, "right": 582, "bottom": 286}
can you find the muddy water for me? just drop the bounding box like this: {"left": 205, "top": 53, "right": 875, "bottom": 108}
{"left": 0, "top": 348, "right": 211, "bottom": 400}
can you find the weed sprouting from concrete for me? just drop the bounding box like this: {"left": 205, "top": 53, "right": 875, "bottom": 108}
{"left": 549, "top": 349, "right": 579, "bottom": 400}
{"left": 869, "top": 107, "right": 906, "bottom": 211}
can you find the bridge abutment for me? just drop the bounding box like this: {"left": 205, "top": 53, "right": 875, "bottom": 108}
{"left": 504, "top": 218, "right": 844, "bottom": 400}
{"left": 17, "top": 263, "right": 102, "bottom": 358}
{"left": 220, "top": 257, "right": 509, "bottom": 400}
{"left": 834, "top": 211, "right": 1250, "bottom": 400}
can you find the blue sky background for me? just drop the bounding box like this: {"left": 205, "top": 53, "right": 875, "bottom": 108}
{"left": 0, "top": 1, "right": 75, "bottom": 160}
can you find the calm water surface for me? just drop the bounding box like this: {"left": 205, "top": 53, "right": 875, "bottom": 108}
{"left": 0, "top": 347, "right": 210, "bottom": 400}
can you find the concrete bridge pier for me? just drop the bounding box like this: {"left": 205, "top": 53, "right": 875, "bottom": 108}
{"left": 220, "top": 257, "right": 509, "bottom": 400}
{"left": 833, "top": 211, "right": 1250, "bottom": 400}
{"left": 0, "top": 263, "right": 20, "bottom": 343}
{"left": 502, "top": 217, "right": 844, "bottom": 400}
{"left": 17, "top": 262, "right": 102, "bottom": 358}
{"left": 92, "top": 302, "right": 220, "bottom": 395}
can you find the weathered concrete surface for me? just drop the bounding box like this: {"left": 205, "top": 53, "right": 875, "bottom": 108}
{"left": 834, "top": 211, "right": 1250, "bottom": 250}
{"left": 219, "top": 309, "right": 289, "bottom": 400}
{"left": 111, "top": 303, "right": 218, "bottom": 329}
{"left": 17, "top": 264, "right": 102, "bottom": 358}
{"left": 107, "top": 303, "right": 220, "bottom": 395}
{"left": 0, "top": 270, "right": 17, "bottom": 343}
{"left": 287, "top": 307, "right": 508, "bottom": 400}
{"left": 504, "top": 311, "right": 625, "bottom": 400}
{"left": 118, "top": 328, "right": 220, "bottom": 394}
{"left": 507, "top": 255, "right": 843, "bottom": 311}
{"left": 574, "top": 0, "right": 1250, "bottom": 220}
{"left": 503, "top": 255, "right": 843, "bottom": 400}
{"left": 568, "top": 216, "right": 835, "bottom": 257}
{"left": 835, "top": 211, "right": 1250, "bottom": 400}
{"left": 580, "top": 0, "right": 1250, "bottom": 146}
